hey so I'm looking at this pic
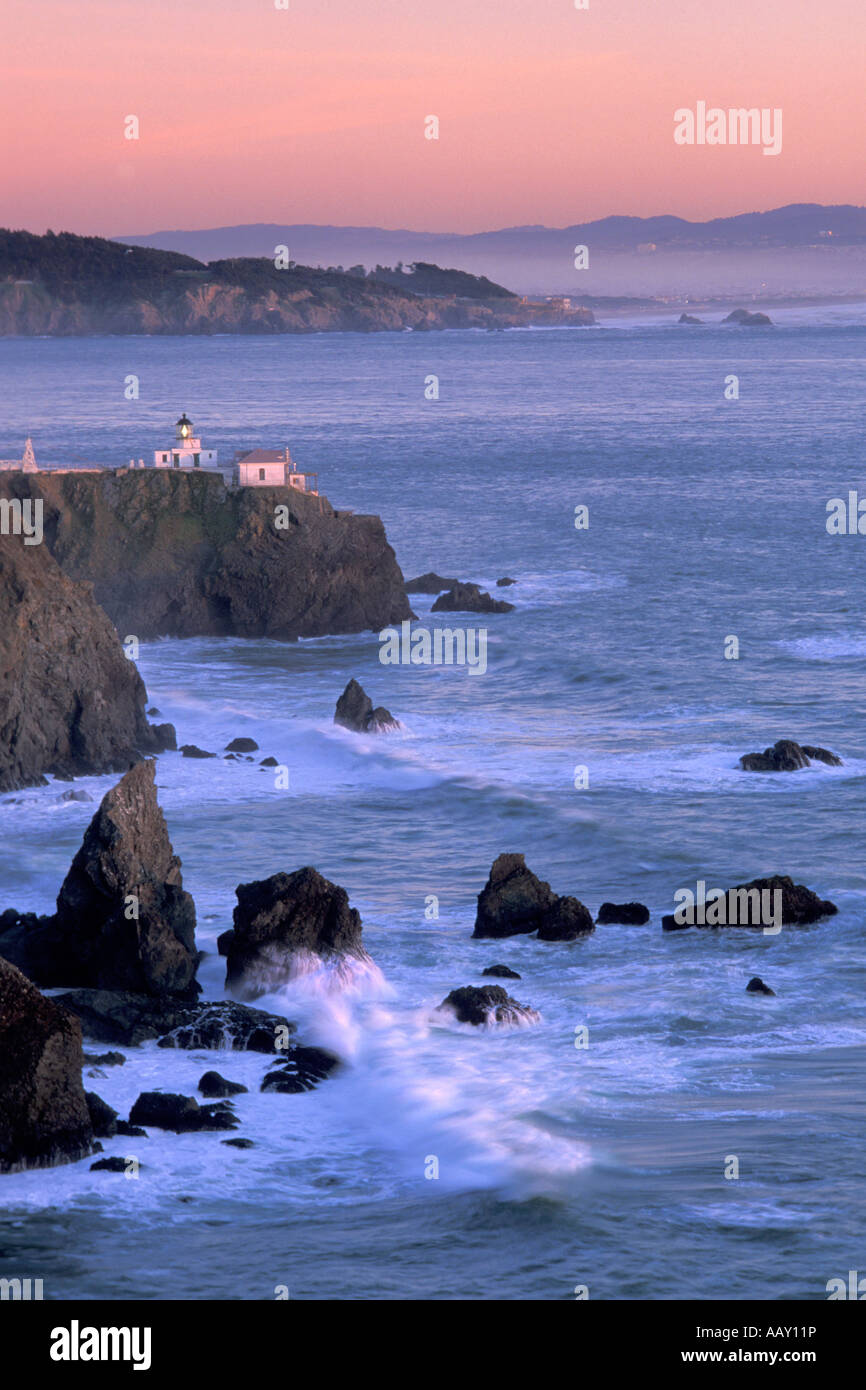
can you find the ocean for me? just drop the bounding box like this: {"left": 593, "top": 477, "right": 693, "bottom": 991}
{"left": 1, "top": 307, "right": 865, "bottom": 1300}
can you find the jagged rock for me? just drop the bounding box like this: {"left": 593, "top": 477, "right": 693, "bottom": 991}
{"left": 0, "top": 955, "right": 94, "bottom": 1173}
{"left": 746, "top": 976, "right": 776, "bottom": 996}
{"left": 596, "top": 902, "right": 650, "bottom": 925}
{"left": 226, "top": 867, "right": 369, "bottom": 1000}
{"left": 473, "top": 854, "right": 594, "bottom": 940}
{"left": 60, "top": 789, "right": 94, "bottom": 803}
{"left": 432, "top": 582, "right": 514, "bottom": 614}
{"left": 723, "top": 308, "right": 772, "bottom": 326}
{"left": 678, "top": 313, "right": 703, "bottom": 324}
{"left": 404, "top": 572, "right": 460, "bottom": 594}
{"left": 180, "top": 744, "right": 215, "bottom": 759}
{"left": 0, "top": 530, "right": 173, "bottom": 792}
{"left": 85, "top": 1091, "right": 118, "bottom": 1138}
{"left": 259, "top": 756, "right": 279, "bottom": 767}
{"left": 53, "top": 989, "right": 197, "bottom": 1045}
{"left": 128, "top": 1092, "right": 238, "bottom": 1133}
{"left": 116, "top": 1121, "right": 147, "bottom": 1137}
{"left": 225, "top": 738, "right": 259, "bottom": 753}
{"left": 482, "top": 964, "right": 521, "bottom": 979}
{"left": 496, "top": 577, "right": 516, "bottom": 586}
{"left": 91, "top": 1156, "right": 141, "bottom": 1173}
{"left": 662, "top": 875, "right": 838, "bottom": 930}
{"left": 217, "top": 929, "right": 235, "bottom": 957}
{"left": 437, "top": 985, "right": 539, "bottom": 1027}
{"left": 82, "top": 1050, "right": 125, "bottom": 1067}
{"left": 155, "top": 1000, "right": 296, "bottom": 1053}
{"left": 261, "top": 1045, "right": 341, "bottom": 1093}
{"left": 334, "top": 678, "right": 399, "bottom": 733}
{"left": 198, "top": 1071, "right": 248, "bottom": 1098}
{"left": 739, "top": 739, "right": 842, "bottom": 772}
{"left": 0, "top": 761, "right": 198, "bottom": 995}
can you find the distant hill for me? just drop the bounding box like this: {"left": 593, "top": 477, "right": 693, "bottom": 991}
{"left": 0, "top": 229, "right": 593, "bottom": 336}
{"left": 114, "top": 205, "right": 866, "bottom": 298}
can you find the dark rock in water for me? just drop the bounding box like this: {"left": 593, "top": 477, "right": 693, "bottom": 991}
{"left": 596, "top": 901, "right": 650, "bottom": 925}
{"left": 225, "top": 737, "right": 259, "bottom": 753}
{"left": 217, "top": 929, "right": 235, "bottom": 957}
{"left": 482, "top": 964, "right": 521, "bottom": 979}
{"left": 153, "top": 724, "right": 177, "bottom": 751}
{"left": 198, "top": 1070, "right": 248, "bottom": 1098}
{"left": 662, "top": 875, "right": 837, "bottom": 930}
{"left": 404, "top": 572, "right": 460, "bottom": 594}
{"left": 156, "top": 1000, "right": 296, "bottom": 1053}
{"left": 60, "top": 788, "right": 94, "bottom": 803}
{"left": 0, "top": 761, "right": 198, "bottom": 996}
{"left": 496, "top": 577, "right": 516, "bottom": 586}
{"left": 261, "top": 1044, "right": 341, "bottom": 1093}
{"left": 82, "top": 1050, "right": 125, "bottom": 1067}
{"left": 746, "top": 976, "right": 776, "bottom": 996}
{"left": 260, "top": 756, "right": 279, "bottom": 767}
{"left": 739, "top": 739, "right": 842, "bottom": 772}
{"left": 678, "top": 313, "right": 704, "bottom": 324}
{"left": 432, "top": 582, "right": 514, "bottom": 614}
{"left": 54, "top": 989, "right": 197, "bottom": 1046}
{"left": 473, "top": 853, "right": 594, "bottom": 940}
{"left": 226, "top": 867, "right": 370, "bottom": 1000}
{"left": 148, "top": 708, "right": 161, "bottom": 717}
{"left": 180, "top": 744, "right": 216, "bottom": 759}
{"left": 128, "top": 1091, "right": 238, "bottom": 1133}
{"left": 0, "top": 529, "right": 173, "bottom": 793}
{"left": 222, "top": 1137, "right": 255, "bottom": 1148}
{"left": 0, "top": 955, "right": 94, "bottom": 1173}
{"left": 334, "top": 678, "right": 399, "bottom": 733}
{"left": 116, "top": 1121, "right": 147, "bottom": 1137}
{"left": 85, "top": 1091, "right": 118, "bottom": 1138}
{"left": 91, "top": 1156, "right": 141, "bottom": 1173}
{"left": 723, "top": 308, "right": 772, "bottom": 326}
{"left": 438, "top": 985, "right": 539, "bottom": 1027}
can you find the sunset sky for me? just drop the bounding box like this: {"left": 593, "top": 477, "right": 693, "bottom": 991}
{"left": 2, "top": 0, "right": 864, "bottom": 235}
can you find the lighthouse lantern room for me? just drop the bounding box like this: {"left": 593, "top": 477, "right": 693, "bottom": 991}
{"left": 153, "top": 414, "right": 219, "bottom": 472}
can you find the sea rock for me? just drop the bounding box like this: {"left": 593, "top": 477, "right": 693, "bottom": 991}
{"left": 739, "top": 739, "right": 842, "bottom": 772}
{"left": 437, "top": 985, "right": 539, "bottom": 1027}
{"left": 261, "top": 1045, "right": 341, "bottom": 1093}
{"left": 128, "top": 1092, "right": 238, "bottom": 1133}
{"left": 85, "top": 1091, "right": 118, "bottom": 1138}
{"left": 259, "top": 756, "right": 279, "bottom": 767}
{"left": 116, "top": 1121, "right": 147, "bottom": 1138}
{"left": 431, "top": 582, "right": 514, "bottom": 614}
{"left": 91, "top": 1156, "right": 141, "bottom": 1173}
{"left": 723, "top": 308, "right": 772, "bottom": 326}
{"left": 156, "top": 1001, "right": 296, "bottom": 1053}
{"left": 226, "top": 867, "right": 370, "bottom": 999}
{"left": 496, "top": 577, "right": 516, "bottom": 587}
{"left": 596, "top": 901, "right": 650, "bottom": 925}
{"left": 217, "top": 929, "right": 235, "bottom": 957}
{"left": 404, "top": 572, "right": 460, "bottom": 594}
{"left": 473, "top": 853, "right": 594, "bottom": 940}
{"left": 678, "top": 313, "right": 704, "bottom": 324}
{"left": 180, "top": 744, "right": 215, "bottom": 759}
{"left": 53, "top": 989, "right": 197, "bottom": 1046}
{"left": 198, "top": 1070, "right": 248, "bottom": 1098}
{"left": 481, "top": 964, "right": 521, "bottom": 979}
{"left": 225, "top": 738, "right": 259, "bottom": 753}
{"left": 334, "top": 678, "right": 399, "bottom": 733}
{"left": 60, "top": 789, "right": 94, "bottom": 804}
{"left": 0, "top": 955, "right": 94, "bottom": 1173}
{"left": 746, "top": 976, "right": 776, "bottom": 996}
{"left": 0, "top": 761, "right": 198, "bottom": 995}
{"left": 661, "top": 875, "right": 837, "bottom": 930}
{"left": 223, "top": 1137, "right": 255, "bottom": 1149}
{"left": 0, "top": 529, "right": 173, "bottom": 792}
{"left": 82, "top": 1050, "right": 125, "bottom": 1067}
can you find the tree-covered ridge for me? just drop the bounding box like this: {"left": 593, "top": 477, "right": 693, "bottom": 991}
{"left": 0, "top": 229, "right": 203, "bottom": 297}
{"left": 366, "top": 261, "right": 517, "bottom": 299}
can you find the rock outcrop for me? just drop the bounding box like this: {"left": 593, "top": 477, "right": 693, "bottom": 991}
{"left": 678, "top": 313, "right": 704, "bottom": 324}
{"left": 739, "top": 739, "right": 842, "bottom": 772}
{"left": 746, "top": 976, "right": 776, "bottom": 996}
{"left": 0, "top": 762, "right": 198, "bottom": 995}
{"left": 334, "top": 678, "right": 399, "bottom": 733}
{"left": 596, "top": 901, "right": 650, "bottom": 925}
{"left": 0, "top": 470, "right": 413, "bottom": 641}
{"left": 225, "top": 867, "right": 369, "bottom": 999}
{"left": 0, "top": 956, "right": 94, "bottom": 1173}
{"left": 661, "top": 875, "right": 837, "bottom": 930}
{"left": 437, "top": 985, "right": 539, "bottom": 1027}
{"left": 723, "top": 308, "right": 772, "bottom": 326}
{"left": 473, "top": 854, "right": 594, "bottom": 940}
{"left": 481, "top": 964, "right": 521, "bottom": 979}
{"left": 128, "top": 1092, "right": 239, "bottom": 1133}
{"left": 432, "top": 582, "right": 514, "bottom": 615}
{"left": 260, "top": 1045, "right": 341, "bottom": 1093}
{"left": 404, "top": 572, "right": 460, "bottom": 594}
{"left": 0, "top": 530, "right": 174, "bottom": 791}
{"left": 56, "top": 991, "right": 294, "bottom": 1050}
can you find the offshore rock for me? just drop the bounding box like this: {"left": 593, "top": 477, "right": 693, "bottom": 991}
{"left": 438, "top": 985, "right": 539, "bottom": 1027}
{"left": 473, "top": 854, "right": 594, "bottom": 941}
{"left": 432, "top": 582, "right": 514, "bottom": 614}
{"left": 334, "top": 678, "right": 399, "bottom": 733}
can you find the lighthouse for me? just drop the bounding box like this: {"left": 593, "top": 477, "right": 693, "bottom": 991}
{"left": 153, "top": 414, "right": 220, "bottom": 473}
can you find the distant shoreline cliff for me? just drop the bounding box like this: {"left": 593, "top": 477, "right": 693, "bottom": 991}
{"left": 0, "top": 229, "right": 594, "bottom": 336}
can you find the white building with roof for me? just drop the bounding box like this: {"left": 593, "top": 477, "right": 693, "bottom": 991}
{"left": 233, "top": 446, "right": 318, "bottom": 493}
{"left": 153, "top": 414, "right": 221, "bottom": 473}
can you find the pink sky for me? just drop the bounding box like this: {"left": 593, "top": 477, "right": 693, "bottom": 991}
{"left": 2, "top": 0, "right": 864, "bottom": 234}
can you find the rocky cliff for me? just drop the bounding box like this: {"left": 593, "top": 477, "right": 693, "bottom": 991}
{"left": 0, "top": 530, "right": 174, "bottom": 791}
{"left": 0, "top": 470, "right": 413, "bottom": 640}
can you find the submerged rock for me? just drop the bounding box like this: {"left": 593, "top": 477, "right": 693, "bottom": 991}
{"left": 678, "top": 313, "right": 704, "bottom": 324}
{"left": 261, "top": 1045, "right": 341, "bottom": 1093}
{"left": 596, "top": 901, "right": 650, "bottom": 925}
{"left": 128, "top": 1091, "right": 239, "bottom": 1133}
{"left": 0, "top": 761, "right": 198, "bottom": 996}
{"left": 180, "top": 744, "right": 216, "bottom": 759}
{"left": 739, "top": 739, "right": 842, "bottom": 772}
{"left": 431, "top": 582, "right": 514, "bottom": 614}
{"left": 746, "top": 976, "right": 776, "bottom": 996}
{"left": 82, "top": 1050, "right": 125, "bottom": 1067}
{"left": 438, "top": 985, "right": 539, "bottom": 1027}
{"left": 481, "top": 963, "right": 521, "bottom": 979}
{"left": 198, "top": 1070, "right": 248, "bottom": 1098}
{"left": 91, "top": 1156, "right": 141, "bottom": 1173}
{"left": 0, "top": 956, "right": 94, "bottom": 1173}
{"left": 156, "top": 1001, "right": 296, "bottom": 1053}
{"left": 223, "top": 1137, "right": 255, "bottom": 1149}
{"left": 226, "top": 867, "right": 370, "bottom": 1000}
{"left": 334, "top": 678, "right": 399, "bottom": 733}
{"left": 473, "top": 853, "right": 594, "bottom": 941}
{"left": 496, "top": 577, "right": 516, "bottom": 587}
{"left": 225, "top": 738, "right": 259, "bottom": 753}
{"left": 404, "top": 572, "right": 461, "bottom": 594}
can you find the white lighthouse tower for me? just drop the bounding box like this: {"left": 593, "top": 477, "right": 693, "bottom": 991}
{"left": 153, "top": 414, "right": 219, "bottom": 473}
